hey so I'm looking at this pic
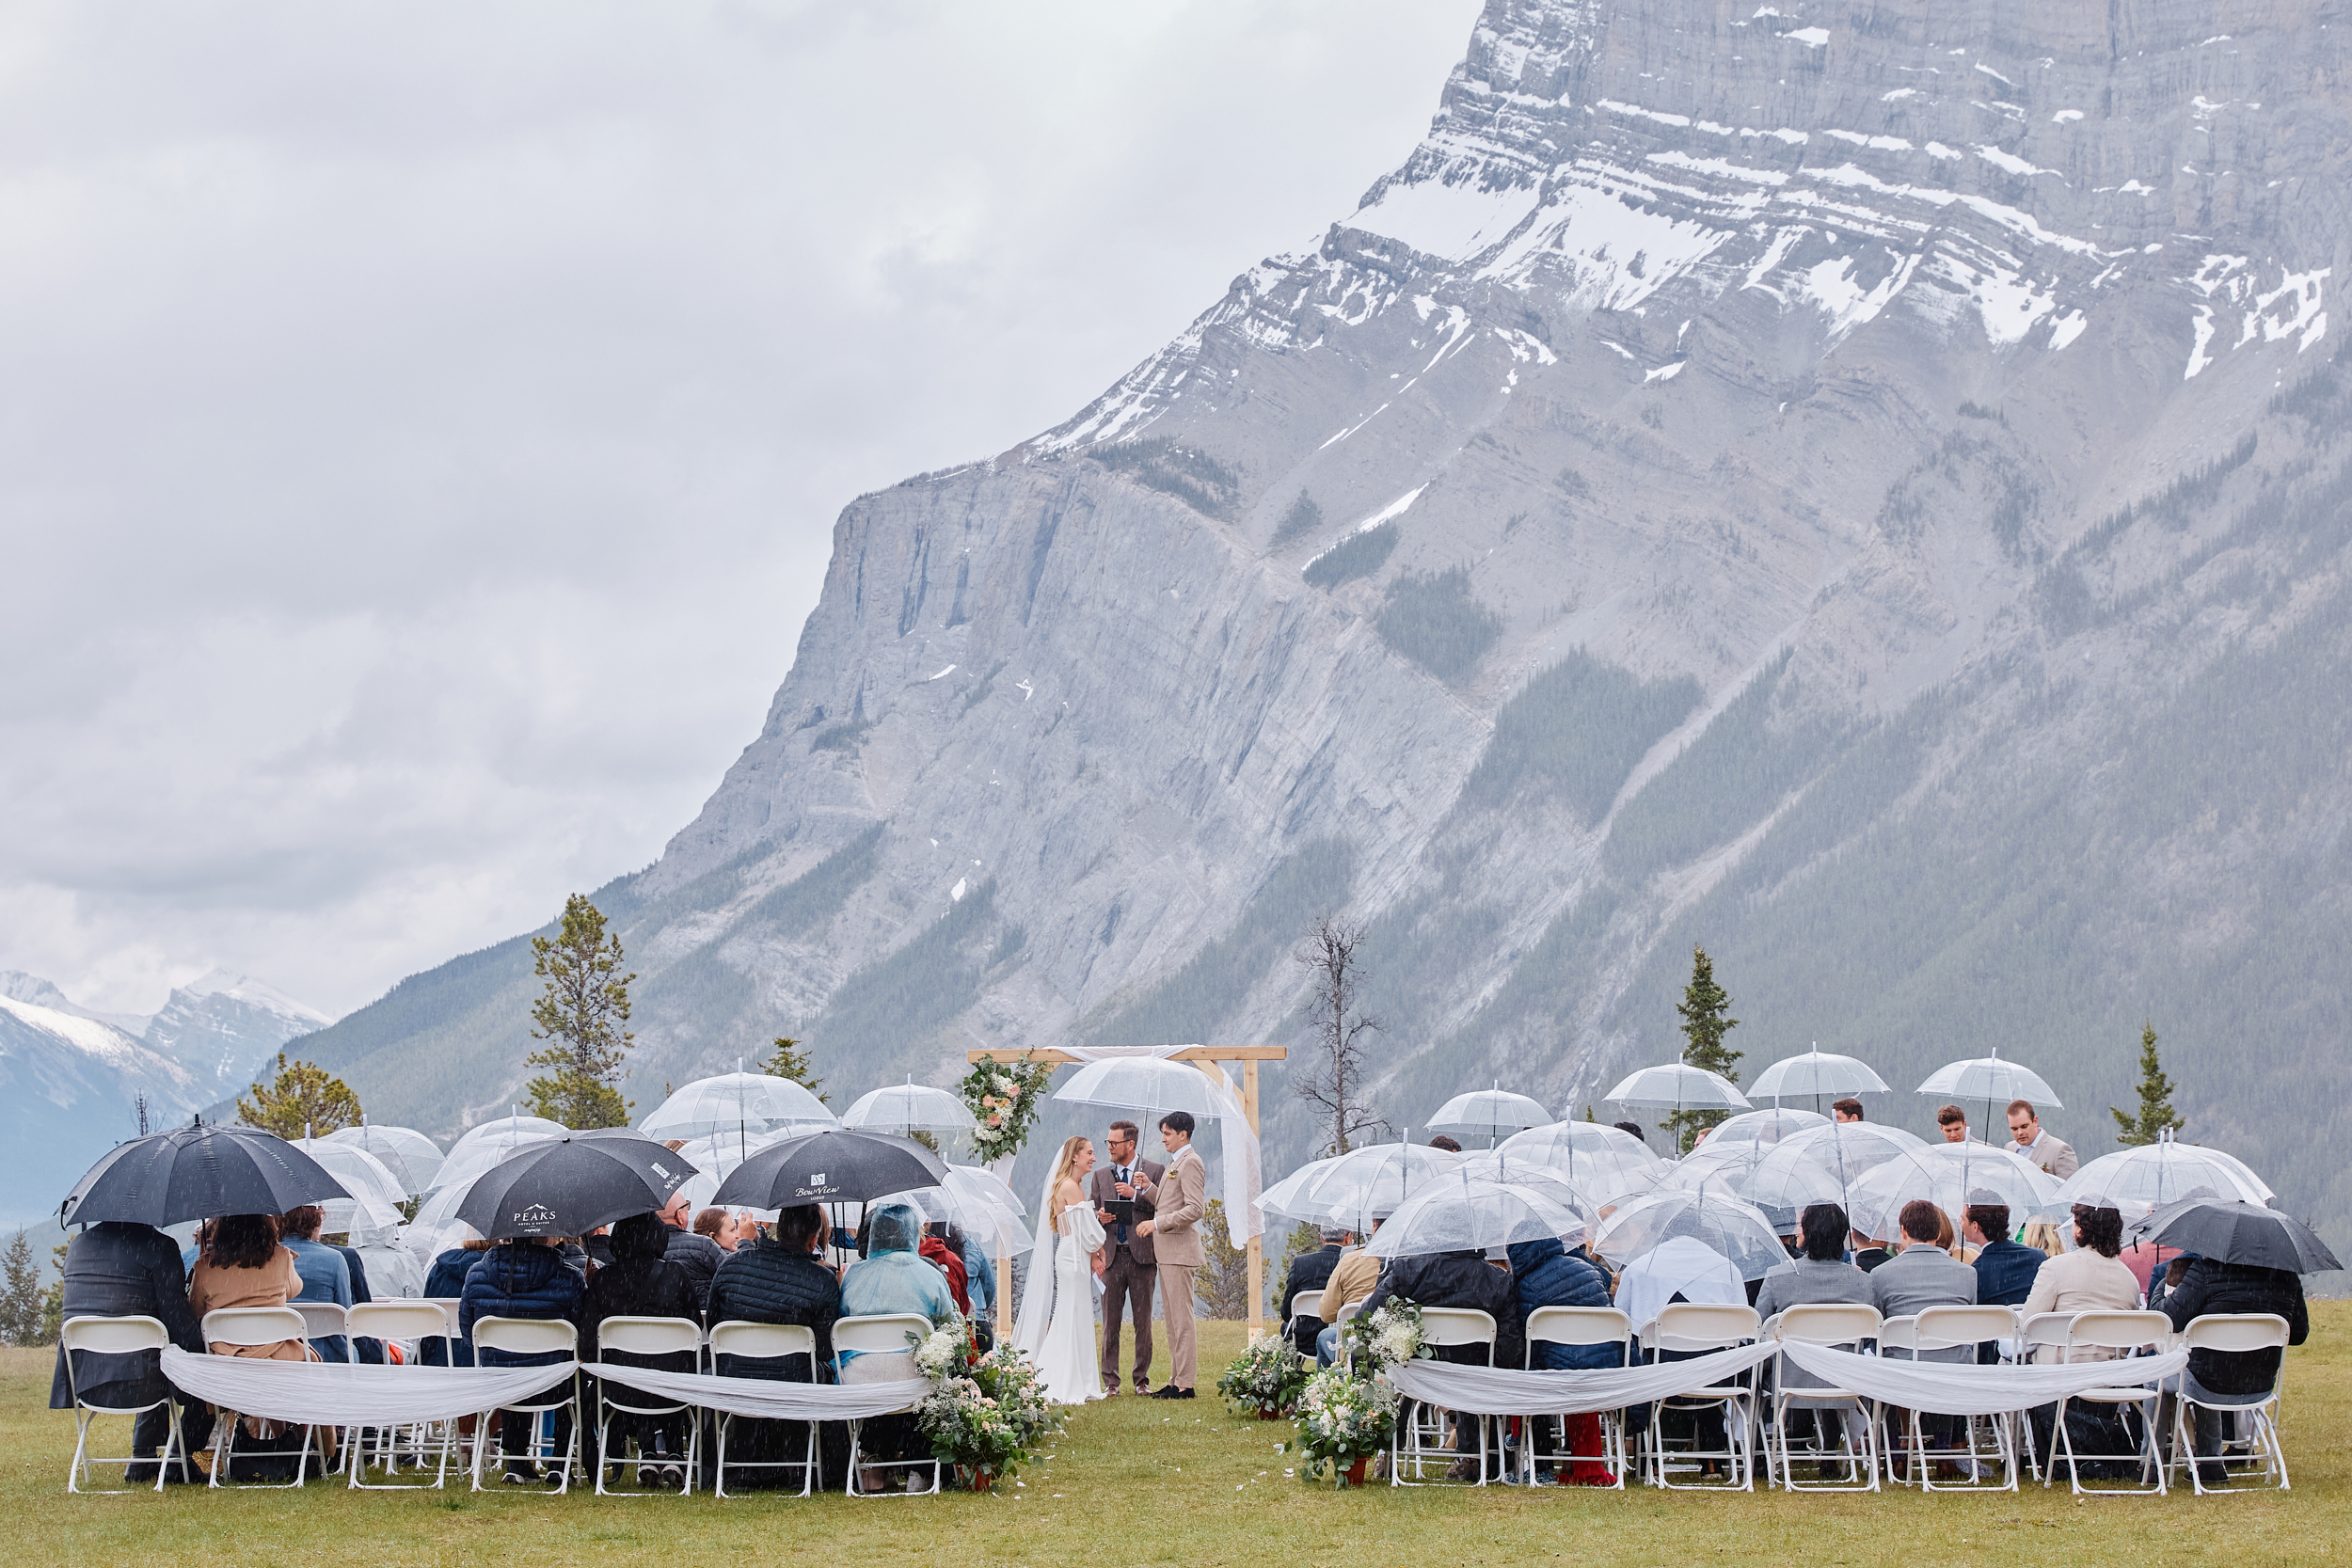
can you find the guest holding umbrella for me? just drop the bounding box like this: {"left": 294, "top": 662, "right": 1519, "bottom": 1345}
{"left": 583, "top": 1212, "right": 699, "bottom": 1490}
{"left": 707, "top": 1203, "right": 845, "bottom": 1486}
{"left": 48, "top": 1219, "right": 214, "bottom": 1482}
{"left": 459, "top": 1234, "right": 585, "bottom": 1485}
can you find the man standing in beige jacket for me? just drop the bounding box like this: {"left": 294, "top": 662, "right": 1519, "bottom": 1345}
{"left": 1135, "top": 1110, "right": 1205, "bottom": 1399}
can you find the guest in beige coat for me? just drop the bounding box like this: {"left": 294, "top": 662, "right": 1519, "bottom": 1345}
{"left": 2022, "top": 1205, "right": 2143, "bottom": 1361}
{"left": 1135, "top": 1111, "right": 1205, "bottom": 1398}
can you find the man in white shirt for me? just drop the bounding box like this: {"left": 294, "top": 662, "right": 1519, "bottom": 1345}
{"left": 2004, "top": 1100, "right": 2079, "bottom": 1178}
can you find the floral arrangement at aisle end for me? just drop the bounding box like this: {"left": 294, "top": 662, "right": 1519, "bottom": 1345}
{"left": 1292, "top": 1368, "right": 1401, "bottom": 1486}
{"left": 912, "top": 1318, "right": 1064, "bottom": 1489}
{"left": 1216, "top": 1329, "right": 1310, "bottom": 1418}
{"left": 1339, "top": 1297, "right": 1432, "bottom": 1375}
{"left": 960, "top": 1053, "right": 1056, "bottom": 1164}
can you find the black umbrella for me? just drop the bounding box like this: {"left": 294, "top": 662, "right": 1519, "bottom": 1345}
{"left": 58, "top": 1120, "right": 352, "bottom": 1228}
{"left": 456, "top": 1128, "right": 698, "bottom": 1239}
{"left": 712, "top": 1127, "right": 946, "bottom": 1208}
{"left": 2134, "top": 1196, "right": 2341, "bottom": 1274}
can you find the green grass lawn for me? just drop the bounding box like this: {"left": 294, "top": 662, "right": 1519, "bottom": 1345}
{"left": 8, "top": 1307, "right": 2346, "bottom": 1566}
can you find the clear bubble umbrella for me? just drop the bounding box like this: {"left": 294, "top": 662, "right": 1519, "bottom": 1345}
{"left": 324, "top": 1123, "right": 444, "bottom": 1196}
{"left": 1701, "top": 1107, "right": 1830, "bottom": 1148}
{"left": 430, "top": 1128, "right": 564, "bottom": 1196}
{"left": 1662, "top": 1138, "right": 1848, "bottom": 1233}
{"left": 1455, "top": 1153, "right": 1597, "bottom": 1231}
{"left": 1914, "top": 1048, "right": 2061, "bottom": 1142}
{"left": 1844, "top": 1143, "right": 2060, "bottom": 1245}
{"left": 1365, "top": 1175, "right": 1585, "bottom": 1259}
{"left": 1605, "top": 1062, "right": 1752, "bottom": 1115}
{"left": 840, "top": 1079, "right": 979, "bottom": 1138}
{"left": 875, "top": 1164, "right": 1035, "bottom": 1255}
{"left": 1284, "top": 1141, "right": 1463, "bottom": 1231}
{"left": 1424, "top": 1084, "right": 1554, "bottom": 1148}
{"left": 1776, "top": 1121, "right": 1929, "bottom": 1203}
{"left": 1498, "top": 1119, "right": 1664, "bottom": 1198}
{"left": 446, "top": 1112, "right": 570, "bottom": 1160}
{"left": 290, "top": 1135, "right": 408, "bottom": 1233}
{"left": 639, "top": 1069, "right": 834, "bottom": 1143}
{"left": 1749, "top": 1047, "right": 1889, "bottom": 1106}
{"left": 404, "top": 1180, "right": 482, "bottom": 1261}
{"left": 2047, "top": 1134, "right": 2272, "bottom": 1223}
{"left": 1592, "top": 1187, "right": 1791, "bottom": 1280}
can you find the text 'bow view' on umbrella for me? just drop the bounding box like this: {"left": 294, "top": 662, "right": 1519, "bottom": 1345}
{"left": 1423, "top": 1084, "right": 1553, "bottom": 1148}
{"left": 2131, "top": 1195, "right": 2341, "bottom": 1274}
{"left": 59, "top": 1121, "right": 354, "bottom": 1229}
{"left": 323, "top": 1122, "right": 444, "bottom": 1196}
{"left": 712, "top": 1127, "right": 948, "bottom": 1208}
{"left": 455, "top": 1129, "right": 698, "bottom": 1239}
{"left": 1748, "top": 1047, "right": 1889, "bottom": 1106}
{"left": 1365, "top": 1175, "right": 1585, "bottom": 1259}
{"left": 840, "top": 1079, "right": 978, "bottom": 1137}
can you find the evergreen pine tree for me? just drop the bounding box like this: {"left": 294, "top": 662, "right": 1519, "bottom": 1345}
{"left": 2110, "top": 1021, "right": 2186, "bottom": 1146}
{"left": 235, "top": 1053, "right": 363, "bottom": 1139}
{"left": 760, "top": 1036, "right": 827, "bottom": 1103}
{"left": 40, "top": 1243, "right": 66, "bottom": 1342}
{"left": 1664, "top": 944, "right": 1741, "bottom": 1153}
{"left": 522, "top": 894, "right": 636, "bottom": 1129}
{"left": 0, "top": 1230, "right": 44, "bottom": 1346}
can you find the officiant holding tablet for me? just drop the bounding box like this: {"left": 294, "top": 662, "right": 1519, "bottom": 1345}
{"left": 1090, "top": 1119, "right": 1163, "bottom": 1396}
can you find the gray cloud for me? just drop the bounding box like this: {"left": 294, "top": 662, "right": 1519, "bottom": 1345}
{"left": 0, "top": 0, "right": 1483, "bottom": 1015}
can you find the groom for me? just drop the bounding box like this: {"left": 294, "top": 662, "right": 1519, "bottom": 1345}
{"left": 1089, "top": 1118, "right": 1162, "bottom": 1395}
{"left": 1136, "top": 1110, "right": 1204, "bottom": 1400}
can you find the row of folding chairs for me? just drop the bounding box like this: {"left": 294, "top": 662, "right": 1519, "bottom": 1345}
{"left": 1269, "top": 1296, "right": 2294, "bottom": 1498}
{"left": 60, "top": 1307, "right": 942, "bottom": 1500}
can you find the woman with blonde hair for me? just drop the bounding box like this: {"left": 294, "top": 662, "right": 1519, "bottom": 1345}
{"left": 1012, "top": 1134, "right": 1106, "bottom": 1405}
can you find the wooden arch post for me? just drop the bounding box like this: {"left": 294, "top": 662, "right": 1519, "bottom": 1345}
{"left": 967, "top": 1043, "right": 1283, "bottom": 1335}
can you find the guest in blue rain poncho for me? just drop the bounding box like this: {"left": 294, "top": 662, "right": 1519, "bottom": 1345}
{"left": 836, "top": 1201, "right": 960, "bottom": 1369}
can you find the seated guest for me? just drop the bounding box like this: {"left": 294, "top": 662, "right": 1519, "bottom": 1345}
{"left": 2019, "top": 1218, "right": 2068, "bottom": 1258}
{"left": 1510, "top": 1232, "right": 1619, "bottom": 1484}
{"left": 1427, "top": 1134, "right": 1463, "bottom": 1154}
{"left": 694, "top": 1207, "right": 738, "bottom": 1253}
{"left": 917, "top": 1222, "right": 972, "bottom": 1316}
{"left": 189, "top": 1214, "right": 310, "bottom": 1361}
{"left": 421, "top": 1238, "right": 492, "bottom": 1367}
{"left": 1314, "top": 1215, "right": 1387, "bottom": 1367}
{"left": 350, "top": 1222, "right": 424, "bottom": 1301}
{"left": 1612, "top": 1121, "right": 1647, "bottom": 1146}
{"left": 2021, "top": 1205, "right": 2141, "bottom": 1359}
{"left": 327, "top": 1234, "right": 389, "bottom": 1364}
{"left": 707, "top": 1204, "right": 844, "bottom": 1487}
{"left": 1755, "top": 1204, "right": 1873, "bottom": 1468}
{"left": 658, "top": 1191, "right": 725, "bottom": 1317}
{"left": 459, "top": 1234, "right": 586, "bottom": 1485}
{"left": 953, "top": 1223, "right": 994, "bottom": 1337}
{"left": 582, "top": 1226, "right": 616, "bottom": 1268}
{"left": 1360, "top": 1237, "right": 1524, "bottom": 1480}
{"left": 1868, "top": 1201, "right": 1979, "bottom": 1342}
{"left": 1615, "top": 1236, "right": 1744, "bottom": 1475}
{"left": 1931, "top": 1206, "right": 1974, "bottom": 1263}
{"left": 1966, "top": 1199, "right": 2040, "bottom": 1307}
{"left": 583, "top": 1212, "right": 699, "bottom": 1490}
{"left": 1849, "top": 1228, "right": 1892, "bottom": 1273}
{"left": 836, "top": 1202, "right": 958, "bottom": 1359}
{"left": 48, "top": 1218, "right": 214, "bottom": 1481}
{"left": 1280, "top": 1228, "right": 1350, "bottom": 1356}
{"left": 2159, "top": 1252, "right": 2310, "bottom": 1487}
{"left": 278, "top": 1204, "right": 355, "bottom": 1361}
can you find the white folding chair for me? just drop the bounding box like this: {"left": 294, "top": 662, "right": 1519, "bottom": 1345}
{"left": 294, "top": 1300, "right": 349, "bottom": 1345}
{"left": 707, "top": 1321, "right": 823, "bottom": 1498}
{"left": 1389, "top": 1307, "right": 1497, "bottom": 1486}
{"left": 1331, "top": 1297, "right": 1367, "bottom": 1373}
{"left": 1767, "top": 1304, "right": 1881, "bottom": 1492}
{"left": 344, "top": 1302, "right": 460, "bottom": 1488}
{"left": 468, "top": 1317, "right": 582, "bottom": 1493}
{"left": 1906, "top": 1306, "right": 2026, "bottom": 1491}
{"left": 59, "top": 1316, "right": 187, "bottom": 1494}
{"left": 592, "top": 1316, "right": 705, "bottom": 1495}
{"left": 1521, "top": 1306, "right": 1632, "bottom": 1488}
{"left": 199, "top": 1307, "right": 317, "bottom": 1488}
{"left": 1284, "top": 1289, "right": 1324, "bottom": 1348}
{"left": 2168, "top": 1313, "right": 2293, "bottom": 1494}
{"left": 832, "top": 1313, "right": 940, "bottom": 1497}
{"left": 2046, "top": 1309, "right": 2171, "bottom": 1496}
{"left": 1641, "top": 1303, "right": 1761, "bottom": 1491}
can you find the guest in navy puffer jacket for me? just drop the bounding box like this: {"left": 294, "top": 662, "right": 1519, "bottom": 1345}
{"left": 460, "top": 1237, "right": 585, "bottom": 1484}
{"left": 1507, "top": 1238, "right": 1621, "bottom": 1370}
{"left": 420, "top": 1242, "right": 487, "bottom": 1366}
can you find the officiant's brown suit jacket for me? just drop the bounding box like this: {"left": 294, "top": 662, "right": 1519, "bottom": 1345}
{"left": 1089, "top": 1160, "right": 1164, "bottom": 1266}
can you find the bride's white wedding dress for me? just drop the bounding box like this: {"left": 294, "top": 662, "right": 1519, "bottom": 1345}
{"left": 1024, "top": 1200, "right": 1106, "bottom": 1406}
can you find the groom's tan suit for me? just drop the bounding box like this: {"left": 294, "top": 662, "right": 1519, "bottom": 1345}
{"left": 1150, "top": 1145, "right": 1206, "bottom": 1390}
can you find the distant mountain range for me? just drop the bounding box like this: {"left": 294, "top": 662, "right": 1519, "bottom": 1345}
{"left": 0, "top": 970, "right": 330, "bottom": 1225}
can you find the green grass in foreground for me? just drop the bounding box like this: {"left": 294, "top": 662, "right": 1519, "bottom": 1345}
{"left": 8, "top": 1307, "right": 2347, "bottom": 1566}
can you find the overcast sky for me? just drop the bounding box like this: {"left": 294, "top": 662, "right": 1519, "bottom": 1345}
{"left": 0, "top": 0, "right": 1484, "bottom": 1019}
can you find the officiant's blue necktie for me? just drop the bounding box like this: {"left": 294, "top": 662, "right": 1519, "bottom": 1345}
{"left": 1116, "top": 1165, "right": 1130, "bottom": 1244}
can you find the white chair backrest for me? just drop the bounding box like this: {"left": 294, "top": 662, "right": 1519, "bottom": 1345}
{"left": 202, "top": 1307, "right": 308, "bottom": 1348}
{"left": 1875, "top": 1314, "right": 1917, "bottom": 1354}
{"left": 472, "top": 1315, "right": 579, "bottom": 1357}
{"left": 596, "top": 1315, "right": 703, "bottom": 1359}
{"left": 2020, "top": 1311, "right": 2072, "bottom": 1354}
{"left": 2065, "top": 1309, "right": 2171, "bottom": 1357}
{"left": 1417, "top": 1307, "right": 1499, "bottom": 1358}
{"left": 62, "top": 1314, "right": 171, "bottom": 1357}
{"left": 1651, "top": 1302, "right": 1759, "bottom": 1353}
{"left": 1336, "top": 1298, "right": 1367, "bottom": 1323}
{"left": 294, "top": 1301, "right": 348, "bottom": 1339}
{"left": 708, "top": 1320, "right": 817, "bottom": 1361}
{"left": 832, "top": 1313, "right": 934, "bottom": 1357}
{"left": 1773, "top": 1303, "right": 1882, "bottom": 1345}
{"left": 347, "top": 1302, "right": 450, "bottom": 1342}
{"left": 1913, "top": 1305, "right": 2017, "bottom": 1352}
{"left": 1526, "top": 1305, "right": 1632, "bottom": 1348}
{"left": 1290, "top": 1290, "right": 1324, "bottom": 1322}
{"left": 2181, "top": 1312, "right": 2291, "bottom": 1355}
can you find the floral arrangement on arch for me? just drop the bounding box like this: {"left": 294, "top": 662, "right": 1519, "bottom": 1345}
{"left": 960, "top": 1053, "right": 1056, "bottom": 1164}
{"left": 912, "top": 1318, "right": 1064, "bottom": 1488}
{"left": 1292, "top": 1366, "right": 1400, "bottom": 1485}
{"left": 1339, "top": 1297, "right": 1431, "bottom": 1376}
{"left": 1216, "top": 1329, "right": 1310, "bottom": 1418}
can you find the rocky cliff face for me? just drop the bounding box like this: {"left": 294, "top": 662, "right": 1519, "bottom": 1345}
{"left": 297, "top": 1, "right": 2352, "bottom": 1252}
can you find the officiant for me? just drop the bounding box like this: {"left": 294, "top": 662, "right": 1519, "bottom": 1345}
{"left": 1090, "top": 1119, "right": 1163, "bottom": 1396}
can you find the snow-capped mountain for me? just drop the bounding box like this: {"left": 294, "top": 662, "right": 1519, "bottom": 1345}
{"left": 0, "top": 969, "right": 148, "bottom": 1037}
{"left": 142, "top": 969, "right": 335, "bottom": 1095}
{"left": 295, "top": 1, "right": 2352, "bottom": 1259}
{"left": 0, "top": 994, "right": 201, "bottom": 1227}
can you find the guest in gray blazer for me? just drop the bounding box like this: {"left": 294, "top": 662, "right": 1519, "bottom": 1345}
{"left": 1757, "top": 1203, "right": 1875, "bottom": 1466}
{"left": 1867, "top": 1199, "right": 1980, "bottom": 1363}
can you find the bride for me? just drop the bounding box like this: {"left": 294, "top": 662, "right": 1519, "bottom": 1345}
{"left": 1013, "top": 1133, "right": 1107, "bottom": 1405}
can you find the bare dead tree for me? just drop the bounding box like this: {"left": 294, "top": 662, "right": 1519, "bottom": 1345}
{"left": 1294, "top": 915, "right": 1384, "bottom": 1156}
